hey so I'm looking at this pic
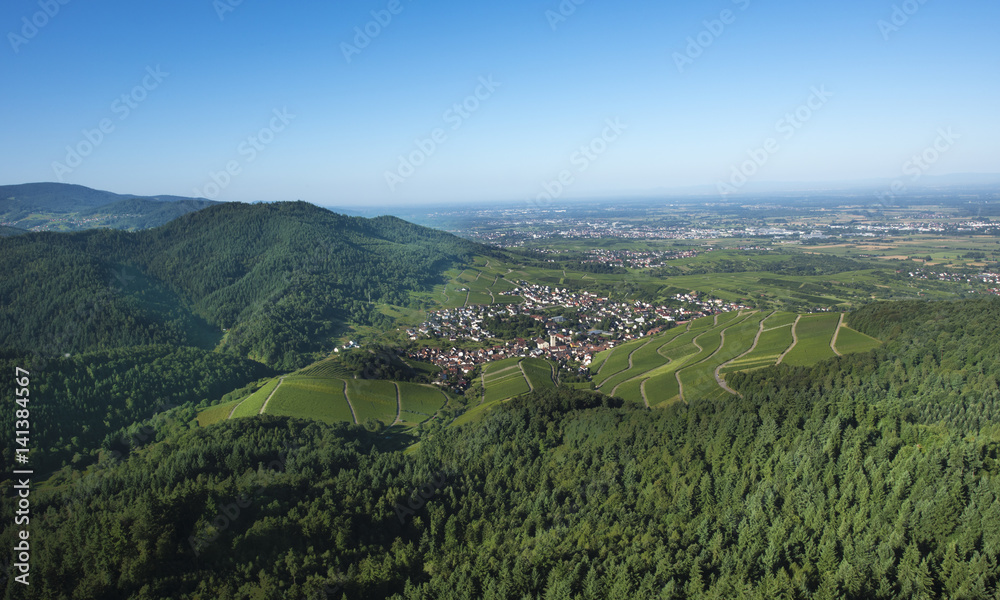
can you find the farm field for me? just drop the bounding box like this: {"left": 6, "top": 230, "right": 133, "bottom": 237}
{"left": 520, "top": 357, "right": 557, "bottom": 390}
{"left": 483, "top": 370, "right": 531, "bottom": 403}
{"left": 345, "top": 379, "right": 400, "bottom": 425}
{"left": 459, "top": 357, "right": 561, "bottom": 425}
{"left": 197, "top": 398, "right": 242, "bottom": 427}
{"left": 397, "top": 382, "right": 448, "bottom": 417}
{"left": 229, "top": 378, "right": 281, "bottom": 418}
{"left": 198, "top": 371, "right": 448, "bottom": 429}
{"left": 266, "top": 377, "right": 356, "bottom": 424}
{"left": 834, "top": 324, "right": 882, "bottom": 355}
{"left": 590, "top": 310, "right": 881, "bottom": 406}
{"left": 781, "top": 313, "right": 841, "bottom": 367}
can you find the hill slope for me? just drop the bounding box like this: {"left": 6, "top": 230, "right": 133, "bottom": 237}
{"left": 0, "top": 182, "right": 216, "bottom": 231}
{"left": 0, "top": 201, "right": 488, "bottom": 368}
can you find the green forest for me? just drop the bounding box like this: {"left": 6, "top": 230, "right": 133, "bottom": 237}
{"left": 3, "top": 298, "right": 999, "bottom": 599}
{"left": 0, "top": 202, "right": 488, "bottom": 370}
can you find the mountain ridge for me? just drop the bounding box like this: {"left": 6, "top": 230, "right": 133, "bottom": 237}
{"left": 0, "top": 182, "right": 217, "bottom": 231}
{"left": 0, "top": 200, "right": 491, "bottom": 369}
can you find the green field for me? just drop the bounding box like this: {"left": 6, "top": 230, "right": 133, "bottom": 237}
{"left": 294, "top": 357, "right": 352, "bottom": 379}
{"left": 721, "top": 322, "right": 795, "bottom": 374}
{"left": 591, "top": 337, "right": 650, "bottom": 387}
{"left": 590, "top": 310, "right": 882, "bottom": 406}
{"left": 763, "top": 311, "right": 798, "bottom": 328}
{"left": 520, "top": 357, "right": 557, "bottom": 390}
{"left": 483, "top": 370, "right": 531, "bottom": 403}
{"left": 782, "top": 313, "right": 841, "bottom": 367}
{"left": 266, "top": 377, "right": 356, "bottom": 424}
{"left": 230, "top": 378, "right": 280, "bottom": 418}
{"left": 199, "top": 367, "right": 448, "bottom": 429}
{"left": 483, "top": 356, "right": 523, "bottom": 374}
{"left": 197, "top": 398, "right": 242, "bottom": 427}
{"left": 345, "top": 379, "right": 399, "bottom": 425}
{"left": 834, "top": 325, "right": 882, "bottom": 355}
{"left": 397, "top": 382, "right": 447, "bottom": 415}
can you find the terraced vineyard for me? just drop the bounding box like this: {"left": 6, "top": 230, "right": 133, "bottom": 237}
{"left": 346, "top": 379, "right": 401, "bottom": 425}
{"left": 781, "top": 313, "right": 841, "bottom": 367}
{"left": 199, "top": 372, "right": 448, "bottom": 429}
{"left": 266, "top": 377, "right": 355, "bottom": 424}
{"left": 593, "top": 310, "right": 881, "bottom": 406}
{"left": 457, "top": 357, "right": 559, "bottom": 426}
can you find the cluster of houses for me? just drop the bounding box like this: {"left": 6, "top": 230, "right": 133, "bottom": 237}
{"left": 908, "top": 269, "right": 1000, "bottom": 284}
{"left": 582, "top": 248, "right": 700, "bottom": 269}
{"left": 405, "top": 283, "right": 749, "bottom": 381}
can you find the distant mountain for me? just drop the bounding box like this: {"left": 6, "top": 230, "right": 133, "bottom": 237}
{"left": 0, "top": 182, "right": 216, "bottom": 231}
{"left": 0, "top": 201, "right": 491, "bottom": 369}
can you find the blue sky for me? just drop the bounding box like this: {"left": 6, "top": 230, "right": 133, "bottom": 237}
{"left": 1, "top": 0, "right": 997, "bottom": 205}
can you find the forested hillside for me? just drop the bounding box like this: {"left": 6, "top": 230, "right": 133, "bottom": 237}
{"left": 0, "top": 202, "right": 487, "bottom": 368}
{"left": 0, "top": 183, "right": 216, "bottom": 231}
{"left": 0, "top": 346, "right": 273, "bottom": 472}
{"left": 4, "top": 298, "right": 998, "bottom": 599}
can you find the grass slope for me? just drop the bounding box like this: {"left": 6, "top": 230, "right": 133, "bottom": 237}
{"left": 782, "top": 313, "right": 840, "bottom": 367}
{"left": 265, "top": 377, "right": 355, "bottom": 424}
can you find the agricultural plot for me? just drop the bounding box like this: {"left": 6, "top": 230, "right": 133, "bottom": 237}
{"left": 613, "top": 378, "right": 648, "bottom": 407}
{"left": 592, "top": 338, "right": 649, "bottom": 387}
{"left": 597, "top": 310, "right": 883, "bottom": 406}
{"left": 782, "top": 313, "right": 840, "bottom": 367}
{"left": 230, "top": 378, "right": 280, "bottom": 418}
{"left": 763, "top": 312, "right": 798, "bottom": 329}
{"left": 721, "top": 324, "right": 795, "bottom": 374}
{"left": 589, "top": 347, "right": 615, "bottom": 376}
{"left": 521, "top": 357, "right": 557, "bottom": 390}
{"left": 687, "top": 315, "right": 715, "bottom": 331}
{"left": 294, "top": 357, "right": 352, "bottom": 379}
{"left": 197, "top": 398, "right": 242, "bottom": 427}
{"left": 466, "top": 291, "right": 493, "bottom": 305}
{"left": 266, "top": 377, "right": 356, "bottom": 424}
{"left": 396, "top": 382, "right": 447, "bottom": 425}
{"left": 678, "top": 313, "right": 766, "bottom": 402}
{"left": 483, "top": 356, "right": 523, "bottom": 374}
{"left": 345, "top": 379, "right": 399, "bottom": 425}
{"left": 643, "top": 371, "right": 682, "bottom": 407}
{"left": 834, "top": 326, "right": 882, "bottom": 355}
{"left": 484, "top": 371, "right": 531, "bottom": 403}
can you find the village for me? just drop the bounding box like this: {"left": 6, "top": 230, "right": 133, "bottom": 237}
{"left": 405, "top": 282, "right": 749, "bottom": 386}
{"left": 907, "top": 269, "right": 1000, "bottom": 296}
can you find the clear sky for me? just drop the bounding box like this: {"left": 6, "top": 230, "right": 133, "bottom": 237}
{"left": 2, "top": 0, "right": 998, "bottom": 205}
